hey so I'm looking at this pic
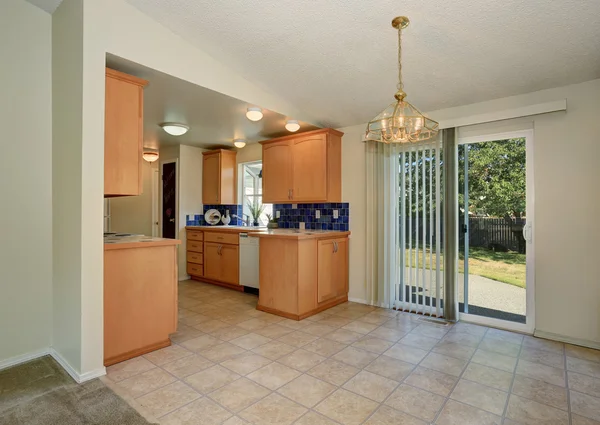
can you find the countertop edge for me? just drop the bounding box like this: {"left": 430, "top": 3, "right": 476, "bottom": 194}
{"left": 104, "top": 239, "right": 181, "bottom": 250}
{"left": 185, "top": 226, "right": 266, "bottom": 233}
{"left": 248, "top": 231, "right": 351, "bottom": 240}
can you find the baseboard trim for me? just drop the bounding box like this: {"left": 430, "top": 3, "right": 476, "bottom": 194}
{"left": 179, "top": 274, "right": 191, "bottom": 281}
{"left": 0, "top": 348, "right": 50, "bottom": 371}
{"left": 534, "top": 330, "right": 600, "bottom": 351}
{"left": 348, "top": 297, "right": 390, "bottom": 309}
{"left": 49, "top": 348, "right": 106, "bottom": 384}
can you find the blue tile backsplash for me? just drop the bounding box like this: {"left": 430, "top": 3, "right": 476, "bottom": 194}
{"left": 273, "top": 203, "right": 349, "bottom": 231}
{"left": 186, "top": 204, "right": 243, "bottom": 226}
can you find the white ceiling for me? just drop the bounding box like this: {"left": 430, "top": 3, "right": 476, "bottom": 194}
{"left": 107, "top": 55, "right": 317, "bottom": 150}
{"left": 27, "top": 0, "right": 600, "bottom": 128}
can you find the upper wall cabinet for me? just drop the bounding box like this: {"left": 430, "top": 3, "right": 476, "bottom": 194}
{"left": 261, "top": 128, "right": 343, "bottom": 203}
{"left": 104, "top": 68, "right": 148, "bottom": 197}
{"left": 202, "top": 149, "right": 237, "bottom": 205}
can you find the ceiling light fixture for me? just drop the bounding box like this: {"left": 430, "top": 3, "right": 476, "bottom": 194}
{"left": 233, "top": 139, "right": 246, "bottom": 148}
{"left": 160, "top": 122, "right": 189, "bottom": 136}
{"left": 285, "top": 120, "right": 300, "bottom": 132}
{"left": 246, "top": 107, "right": 263, "bottom": 121}
{"left": 365, "top": 16, "right": 438, "bottom": 144}
{"left": 142, "top": 151, "right": 159, "bottom": 163}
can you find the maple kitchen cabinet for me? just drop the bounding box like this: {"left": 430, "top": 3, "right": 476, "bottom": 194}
{"left": 261, "top": 128, "right": 343, "bottom": 203}
{"left": 103, "top": 236, "right": 180, "bottom": 366}
{"left": 185, "top": 227, "right": 246, "bottom": 290}
{"left": 253, "top": 231, "right": 350, "bottom": 320}
{"left": 317, "top": 237, "right": 349, "bottom": 305}
{"left": 104, "top": 68, "right": 148, "bottom": 197}
{"left": 202, "top": 149, "right": 237, "bottom": 205}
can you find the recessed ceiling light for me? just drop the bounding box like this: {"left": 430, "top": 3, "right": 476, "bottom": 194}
{"left": 233, "top": 139, "right": 246, "bottom": 148}
{"left": 142, "top": 151, "right": 159, "bottom": 163}
{"left": 285, "top": 120, "right": 300, "bottom": 132}
{"left": 160, "top": 122, "right": 189, "bottom": 136}
{"left": 246, "top": 107, "right": 263, "bottom": 121}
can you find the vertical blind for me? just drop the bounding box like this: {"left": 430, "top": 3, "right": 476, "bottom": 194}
{"left": 395, "top": 139, "right": 444, "bottom": 317}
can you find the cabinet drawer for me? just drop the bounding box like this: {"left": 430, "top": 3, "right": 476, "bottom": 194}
{"left": 187, "top": 252, "right": 203, "bottom": 265}
{"left": 187, "top": 230, "right": 204, "bottom": 241}
{"left": 204, "top": 232, "right": 239, "bottom": 245}
{"left": 187, "top": 240, "right": 203, "bottom": 253}
{"left": 187, "top": 262, "right": 203, "bottom": 277}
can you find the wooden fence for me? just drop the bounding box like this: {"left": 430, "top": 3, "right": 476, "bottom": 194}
{"left": 402, "top": 216, "right": 526, "bottom": 253}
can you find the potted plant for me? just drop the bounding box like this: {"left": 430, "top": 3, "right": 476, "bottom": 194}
{"left": 247, "top": 200, "right": 265, "bottom": 227}
{"left": 266, "top": 213, "right": 279, "bottom": 229}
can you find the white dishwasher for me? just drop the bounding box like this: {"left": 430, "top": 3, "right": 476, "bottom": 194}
{"left": 239, "top": 233, "right": 260, "bottom": 289}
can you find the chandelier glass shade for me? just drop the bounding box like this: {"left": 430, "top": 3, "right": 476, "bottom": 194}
{"left": 365, "top": 16, "right": 438, "bottom": 144}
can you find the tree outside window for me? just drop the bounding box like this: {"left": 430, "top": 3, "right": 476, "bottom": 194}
{"left": 241, "top": 161, "right": 272, "bottom": 226}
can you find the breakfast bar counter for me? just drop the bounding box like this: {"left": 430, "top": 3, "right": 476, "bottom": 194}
{"left": 103, "top": 235, "right": 180, "bottom": 366}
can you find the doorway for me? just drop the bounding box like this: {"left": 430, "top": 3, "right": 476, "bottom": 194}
{"left": 161, "top": 160, "right": 177, "bottom": 239}
{"left": 457, "top": 130, "right": 534, "bottom": 333}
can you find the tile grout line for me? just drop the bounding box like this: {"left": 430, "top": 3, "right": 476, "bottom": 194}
{"left": 355, "top": 321, "right": 456, "bottom": 424}
{"left": 500, "top": 333, "right": 524, "bottom": 424}
{"left": 431, "top": 325, "right": 491, "bottom": 424}
{"left": 564, "top": 343, "right": 573, "bottom": 425}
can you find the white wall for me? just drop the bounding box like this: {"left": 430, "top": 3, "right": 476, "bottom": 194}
{"left": 341, "top": 79, "right": 600, "bottom": 347}
{"left": 179, "top": 145, "right": 205, "bottom": 279}
{"left": 110, "top": 161, "right": 158, "bottom": 236}
{"left": 235, "top": 143, "right": 262, "bottom": 164}
{"left": 0, "top": 0, "right": 53, "bottom": 366}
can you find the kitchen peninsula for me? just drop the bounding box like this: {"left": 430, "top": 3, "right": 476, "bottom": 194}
{"left": 251, "top": 229, "right": 350, "bottom": 320}
{"left": 104, "top": 235, "right": 180, "bottom": 366}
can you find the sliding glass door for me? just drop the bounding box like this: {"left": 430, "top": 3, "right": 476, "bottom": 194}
{"left": 457, "top": 131, "right": 534, "bottom": 332}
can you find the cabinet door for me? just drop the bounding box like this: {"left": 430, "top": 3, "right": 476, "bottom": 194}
{"left": 333, "top": 238, "right": 349, "bottom": 296}
{"left": 203, "top": 242, "right": 239, "bottom": 285}
{"left": 292, "top": 134, "right": 327, "bottom": 202}
{"left": 104, "top": 74, "right": 143, "bottom": 196}
{"left": 203, "top": 154, "right": 221, "bottom": 204}
{"left": 203, "top": 242, "right": 222, "bottom": 281}
{"left": 262, "top": 141, "right": 292, "bottom": 203}
{"left": 317, "top": 238, "right": 348, "bottom": 304}
{"left": 219, "top": 244, "right": 239, "bottom": 285}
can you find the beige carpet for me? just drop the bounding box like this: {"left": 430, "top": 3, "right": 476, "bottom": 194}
{"left": 0, "top": 356, "right": 156, "bottom": 425}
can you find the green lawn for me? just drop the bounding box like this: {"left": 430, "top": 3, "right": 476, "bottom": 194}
{"left": 403, "top": 246, "right": 526, "bottom": 288}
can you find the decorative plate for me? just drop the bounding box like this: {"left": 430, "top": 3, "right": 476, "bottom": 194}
{"left": 204, "top": 209, "right": 221, "bottom": 225}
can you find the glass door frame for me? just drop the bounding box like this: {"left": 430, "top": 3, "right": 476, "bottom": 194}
{"left": 456, "top": 130, "right": 535, "bottom": 334}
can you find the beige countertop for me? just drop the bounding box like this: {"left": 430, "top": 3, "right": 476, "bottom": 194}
{"left": 248, "top": 229, "right": 351, "bottom": 239}
{"left": 104, "top": 235, "right": 181, "bottom": 250}
{"left": 185, "top": 225, "right": 267, "bottom": 233}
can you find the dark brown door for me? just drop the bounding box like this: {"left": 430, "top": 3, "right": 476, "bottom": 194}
{"left": 162, "top": 161, "right": 177, "bottom": 239}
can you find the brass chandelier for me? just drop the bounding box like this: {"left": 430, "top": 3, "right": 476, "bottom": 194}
{"left": 365, "top": 16, "right": 439, "bottom": 144}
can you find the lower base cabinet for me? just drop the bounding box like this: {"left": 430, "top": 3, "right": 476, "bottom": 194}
{"left": 257, "top": 234, "right": 350, "bottom": 320}
{"left": 204, "top": 242, "right": 239, "bottom": 285}
{"left": 186, "top": 228, "right": 240, "bottom": 288}
{"left": 317, "top": 237, "right": 349, "bottom": 304}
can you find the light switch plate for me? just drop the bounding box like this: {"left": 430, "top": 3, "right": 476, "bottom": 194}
{"left": 292, "top": 204, "right": 298, "bottom": 209}
{"left": 315, "top": 210, "right": 321, "bottom": 219}
{"left": 299, "top": 222, "right": 305, "bottom": 230}
{"left": 333, "top": 210, "right": 339, "bottom": 219}
{"left": 276, "top": 210, "right": 281, "bottom": 219}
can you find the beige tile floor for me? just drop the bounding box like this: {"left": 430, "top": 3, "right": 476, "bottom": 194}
{"left": 102, "top": 280, "right": 600, "bottom": 425}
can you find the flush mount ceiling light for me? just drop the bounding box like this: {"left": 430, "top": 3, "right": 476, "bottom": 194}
{"left": 160, "top": 122, "right": 189, "bottom": 136}
{"left": 142, "top": 151, "right": 159, "bottom": 163}
{"left": 285, "top": 120, "right": 300, "bottom": 132}
{"left": 233, "top": 139, "right": 246, "bottom": 148}
{"left": 246, "top": 107, "right": 263, "bottom": 121}
{"left": 365, "top": 16, "right": 438, "bottom": 144}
